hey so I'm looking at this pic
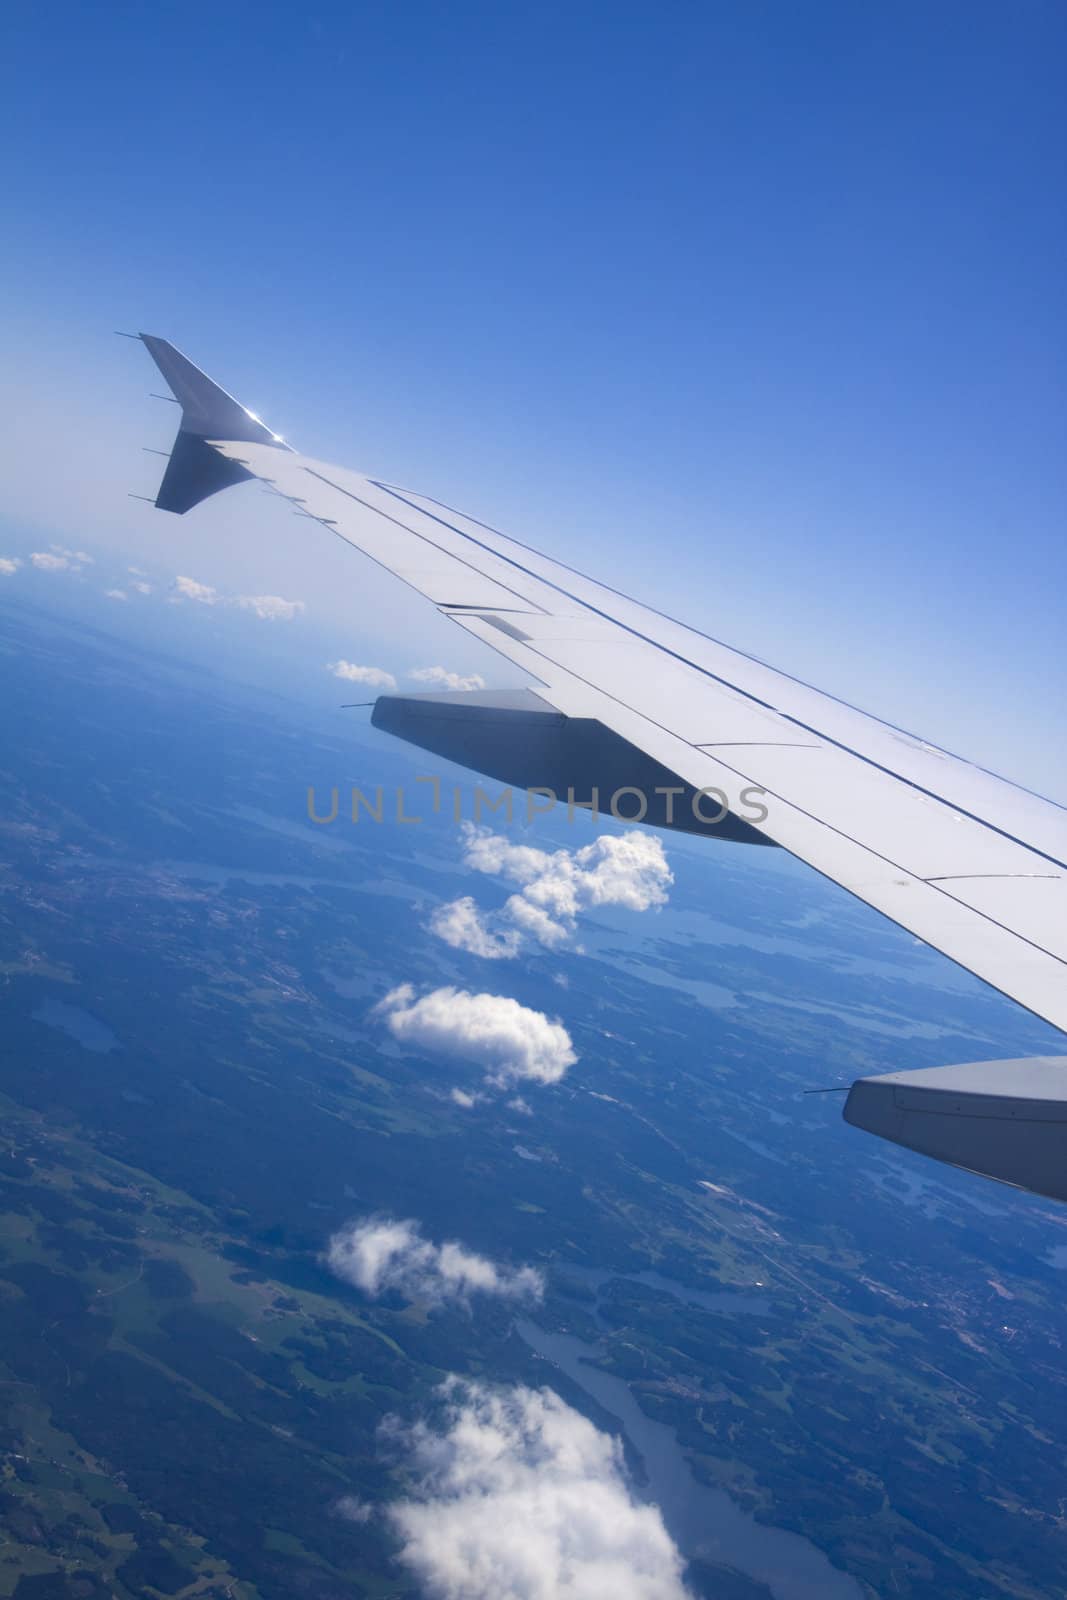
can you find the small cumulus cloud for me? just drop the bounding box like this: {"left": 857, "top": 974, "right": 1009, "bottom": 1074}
{"left": 130, "top": 580, "right": 153, "bottom": 595}
{"left": 409, "top": 665, "right": 487, "bottom": 692}
{"left": 373, "top": 983, "right": 576, "bottom": 1089}
{"left": 327, "top": 1217, "right": 542, "bottom": 1308}
{"left": 169, "top": 577, "right": 303, "bottom": 618}
{"left": 384, "top": 1377, "right": 692, "bottom": 1600}
{"left": 237, "top": 593, "right": 305, "bottom": 622}
{"left": 467, "top": 826, "right": 672, "bottom": 920}
{"left": 172, "top": 574, "right": 219, "bottom": 605}
{"left": 503, "top": 893, "right": 572, "bottom": 949}
{"left": 104, "top": 588, "right": 128, "bottom": 601}
{"left": 327, "top": 660, "right": 397, "bottom": 691}
{"left": 26, "top": 547, "right": 93, "bottom": 574}
{"left": 428, "top": 896, "right": 521, "bottom": 960}
{"left": 0, "top": 557, "right": 20, "bottom": 577}
{"left": 429, "top": 826, "right": 673, "bottom": 957}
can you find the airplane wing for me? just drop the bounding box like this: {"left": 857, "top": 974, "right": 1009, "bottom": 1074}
{"left": 134, "top": 335, "right": 1067, "bottom": 1201}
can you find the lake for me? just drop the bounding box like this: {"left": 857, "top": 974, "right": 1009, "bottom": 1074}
{"left": 517, "top": 1264, "right": 864, "bottom": 1600}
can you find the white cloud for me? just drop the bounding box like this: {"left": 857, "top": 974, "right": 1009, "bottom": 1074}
{"left": 51, "top": 545, "right": 92, "bottom": 565}
{"left": 0, "top": 557, "right": 20, "bottom": 577}
{"left": 428, "top": 896, "right": 521, "bottom": 960}
{"left": 467, "top": 827, "right": 671, "bottom": 919}
{"left": 327, "top": 660, "right": 397, "bottom": 691}
{"left": 503, "top": 893, "right": 573, "bottom": 949}
{"left": 164, "top": 576, "right": 306, "bottom": 619}
{"left": 461, "top": 831, "right": 551, "bottom": 890}
{"left": 237, "top": 593, "right": 305, "bottom": 622}
{"left": 173, "top": 574, "right": 219, "bottom": 605}
{"left": 429, "top": 826, "right": 673, "bottom": 957}
{"left": 130, "top": 580, "right": 152, "bottom": 594}
{"left": 104, "top": 588, "right": 128, "bottom": 601}
{"left": 373, "top": 983, "right": 576, "bottom": 1089}
{"left": 30, "top": 551, "right": 70, "bottom": 571}
{"left": 127, "top": 565, "right": 147, "bottom": 576}
{"left": 386, "top": 1378, "right": 692, "bottom": 1600}
{"left": 327, "top": 1217, "right": 542, "bottom": 1308}
{"left": 409, "top": 665, "right": 487, "bottom": 692}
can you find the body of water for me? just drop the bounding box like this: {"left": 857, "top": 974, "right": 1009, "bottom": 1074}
{"left": 516, "top": 1316, "right": 863, "bottom": 1600}
{"left": 32, "top": 998, "right": 119, "bottom": 1054}
{"left": 558, "top": 1264, "right": 768, "bottom": 1320}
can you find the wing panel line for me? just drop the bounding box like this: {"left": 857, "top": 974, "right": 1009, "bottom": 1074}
{"left": 490, "top": 628, "right": 1067, "bottom": 972}
{"left": 383, "top": 482, "right": 1067, "bottom": 821}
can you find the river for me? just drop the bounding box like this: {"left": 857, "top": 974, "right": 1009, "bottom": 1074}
{"left": 516, "top": 1269, "right": 864, "bottom": 1600}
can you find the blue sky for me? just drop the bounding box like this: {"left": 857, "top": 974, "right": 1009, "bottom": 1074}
{"left": 1, "top": 2, "right": 1064, "bottom": 792}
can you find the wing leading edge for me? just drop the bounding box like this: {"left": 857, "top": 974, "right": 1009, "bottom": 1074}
{"left": 133, "top": 335, "right": 1067, "bottom": 1200}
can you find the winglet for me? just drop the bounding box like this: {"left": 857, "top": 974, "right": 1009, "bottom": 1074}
{"left": 137, "top": 335, "right": 291, "bottom": 514}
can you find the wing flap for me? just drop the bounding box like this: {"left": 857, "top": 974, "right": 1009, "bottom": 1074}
{"left": 699, "top": 743, "right": 1044, "bottom": 881}
{"left": 934, "top": 876, "right": 1067, "bottom": 962}
{"left": 523, "top": 636, "right": 803, "bottom": 746}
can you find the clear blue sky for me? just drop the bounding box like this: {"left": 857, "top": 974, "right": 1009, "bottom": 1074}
{"left": 1, "top": 2, "right": 1064, "bottom": 792}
